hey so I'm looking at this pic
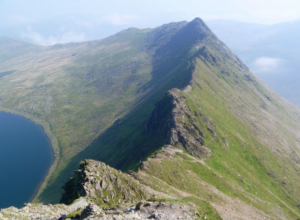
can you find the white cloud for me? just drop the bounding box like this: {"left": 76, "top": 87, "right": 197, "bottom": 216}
{"left": 253, "top": 57, "right": 282, "bottom": 73}
{"left": 104, "top": 14, "right": 139, "bottom": 25}
{"left": 21, "top": 26, "right": 86, "bottom": 46}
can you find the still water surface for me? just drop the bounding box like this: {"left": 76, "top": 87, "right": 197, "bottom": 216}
{"left": 0, "top": 112, "right": 54, "bottom": 208}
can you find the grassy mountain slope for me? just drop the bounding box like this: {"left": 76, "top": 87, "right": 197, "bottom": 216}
{"left": 134, "top": 24, "right": 300, "bottom": 218}
{"left": 0, "top": 19, "right": 205, "bottom": 202}
{"left": 140, "top": 65, "right": 300, "bottom": 218}
{"left": 1, "top": 18, "right": 300, "bottom": 219}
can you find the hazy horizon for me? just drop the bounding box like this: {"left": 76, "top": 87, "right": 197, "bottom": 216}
{"left": 1, "top": 0, "right": 300, "bottom": 46}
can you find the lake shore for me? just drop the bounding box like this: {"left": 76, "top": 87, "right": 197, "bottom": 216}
{"left": 0, "top": 108, "right": 58, "bottom": 208}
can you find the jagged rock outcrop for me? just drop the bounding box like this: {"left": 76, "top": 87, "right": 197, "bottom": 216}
{"left": 61, "top": 159, "right": 151, "bottom": 205}
{"left": 0, "top": 160, "right": 198, "bottom": 220}
{"left": 147, "top": 88, "right": 215, "bottom": 158}
{"left": 0, "top": 199, "right": 198, "bottom": 220}
{"left": 80, "top": 203, "right": 103, "bottom": 219}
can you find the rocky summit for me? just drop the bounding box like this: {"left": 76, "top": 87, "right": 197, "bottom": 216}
{"left": 60, "top": 159, "right": 151, "bottom": 205}
{"left": 0, "top": 159, "right": 200, "bottom": 220}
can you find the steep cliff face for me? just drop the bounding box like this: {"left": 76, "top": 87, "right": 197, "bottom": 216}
{"left": 147, "top": 88, "right": 215, "bottom": 158}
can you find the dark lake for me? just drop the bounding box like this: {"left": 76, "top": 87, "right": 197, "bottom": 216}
{"left": 0, "top": 112, "right": 54, "bottom": 208}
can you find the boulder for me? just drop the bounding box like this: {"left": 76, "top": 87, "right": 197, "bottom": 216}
{"left": 80, "top": 204, "right": 102, "bottom": 219}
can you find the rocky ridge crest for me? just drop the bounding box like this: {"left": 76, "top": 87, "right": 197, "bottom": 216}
{"left": 61, "top": 159, "right": 151, "bottom": 205}
{"left": 0, "top": 159, "right": 198, "bottom": 220}
{"left": 147, "top": 88, "right": 215, "bottom": 158}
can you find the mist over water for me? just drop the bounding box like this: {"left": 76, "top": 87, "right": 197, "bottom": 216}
{"left": 0, "top": 112, "right": 54, "bottom": 208}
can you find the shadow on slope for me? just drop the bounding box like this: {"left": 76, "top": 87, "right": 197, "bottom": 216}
{"left": 78, "top": 18, "right": 213, "bottom": 170}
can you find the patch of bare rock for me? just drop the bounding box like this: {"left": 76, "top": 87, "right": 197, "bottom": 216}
{"left": 0, "top": 199, "right": 196, "bottom": 220}
{"left": 80, "top": 201, "right": 197, "bottom": 220}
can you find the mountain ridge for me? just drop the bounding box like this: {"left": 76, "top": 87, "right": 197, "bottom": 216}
{"left": 1, "top": 18, "right": 300, "bottom": 219}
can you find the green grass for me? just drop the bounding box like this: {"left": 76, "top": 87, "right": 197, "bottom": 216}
{"left": 140, "top": 47, "right": 300, "bottom": 218}
{"left": 66, "top": 210, "right": 82, "bottom": 219}
{"left": 180, "top": 196, "right": 222, "bottom": 220}
{"left": 180, "top": 56, "right": 300, "bottom": 218}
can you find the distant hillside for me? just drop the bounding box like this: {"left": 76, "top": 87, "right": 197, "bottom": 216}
{"left": 207, "top": 19, "right": 300, "bottom": 107}
{"left": 1, "top": 18, "right": 300, "bottom": 219}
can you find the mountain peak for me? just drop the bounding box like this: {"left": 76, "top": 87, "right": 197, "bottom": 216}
{"left": 187, "top": 17, "right": 213, "bottom": 36}
{"left": 190, "top": 17, "right": 205, "bottom": 25}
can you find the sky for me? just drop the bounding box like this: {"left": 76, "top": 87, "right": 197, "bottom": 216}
{"left": 1, "top": 0, "right": 300, "bottom": 45}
